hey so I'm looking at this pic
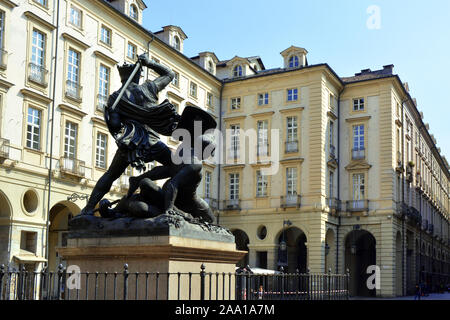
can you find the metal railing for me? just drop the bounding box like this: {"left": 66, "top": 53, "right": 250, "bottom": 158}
{"left": 97, "top": 94, "right": 108, "bottom": 112}
{"left": 65, "top": 80, "right": 83, "bottom": 101}
{"left": 60, "top": 157, "right": 85, "bottom": 178}
{"left": 352, "top": 148, "right": 365, "bottom": 160}
{"left": 0, "top": 264, "right": 350, "bottom": 301}
{"left": 0, "top": 137, "right": 10, "bottom": 159}
{"left": 28, "top": 62, "right": 48, "bottom": 86}
{"left": 285, "top": 140, "right": 298, "bottom": 153}
{"left": 346, "top": 199, "right": 369, "bottom": 212}
{"left": 280, "top": 194, "right": 301, "bottom": 208}
{"left": 223, "top": 199, "right": 240, "bottom": 211}
{"left": 0, "top": 48, "right": 7, "bottom": 69}
{"left": 327, "top": 198, "right": 341, "bottom": 212}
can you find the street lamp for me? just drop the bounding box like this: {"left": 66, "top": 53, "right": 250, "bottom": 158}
{"left": 325, "top": 243, "right": 330, "bottom": 256}
{"left": 278, "top": 220, "right": 292, "bottom": 270}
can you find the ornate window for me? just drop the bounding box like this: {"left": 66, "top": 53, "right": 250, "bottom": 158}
{"left": 173, "top": 35, "right": 180, "bottom": 51}
{"left": 129, "top": 4, "right": 138, "bottom": 21}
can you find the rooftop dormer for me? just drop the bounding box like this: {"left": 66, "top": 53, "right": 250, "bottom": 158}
{"left": 281, "top": 46, "right": 308, "bottom": 69}
{"left": 105, "top": 0, "right": 147, "bottom": 25}
{"left": 154, "top": 25, "right": 188, "bottom": 53}
{"left": 191, "top": 52, "right": 219, "bottom": 75}
{"left": 215, "top": 56, "right": 265, "bottom": 80}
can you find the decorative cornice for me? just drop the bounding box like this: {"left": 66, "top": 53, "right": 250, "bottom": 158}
{"left": 58, "top": 104, "right": 87, "bottom": 119}
{"left": 2, "top": 0, "right": 18, "bottom": 8}
{"left": 20, "top": 88, "right": 52, "bottom": 105}
{"left": 94, "top": 50, "right": 119, "bottom": 65}
{"left": 280, "top": 106, "right": 305, "bottom": 114}
{"left": 23, "top": 11, "right": 56, "bottom": 30}
{"left": 62, "top": 32, "right": 91, "bottom": 50}
{"left": 166, "top": 90, "right": 185, "bottom": 102}
{"left": 345, "top": 116, "right": 372, "bottom": 123}
{"left": 222, "top": 164, "right": 245, "bottom": 170}
{"left": 0, "top": 78, "right": 14, "bottom": 92}
{"left": 250, "top": 111, "right": 275, "bottom": 118}
{"left": 91, "top": 116, "right": 106, "bottom": 127}
{"left": 223, "top": 115, "right": 246, "bottom": 122}
{"left": 280, "top": 157, "right": 304, "bottom": 164}
{"left": 327, "top": 111, "right": 338, "bottom": 120}
{"left": 345, "top": 160, "right": 372, "bottom": 171}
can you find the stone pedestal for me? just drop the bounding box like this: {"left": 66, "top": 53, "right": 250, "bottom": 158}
{"left": 57, "top": 214, "right": 246, "bottom": 300}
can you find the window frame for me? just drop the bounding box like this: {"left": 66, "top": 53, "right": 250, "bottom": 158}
{"left": 286, "top": 88, "right": 299, "bottom": 102}
{"left": 189, "top": 81, "right": 198, "bottom": 99}
{"left": 95, "top": 131, "right": 108, "bottom": 169}
{"left": 25, "top": 106, "right": 42, "bottom": 151}
{"left": 352, "top": 97, "right": 365, "bottom": 112}
{"left": 230, "top": 97, "right": 241, "bottom": 110}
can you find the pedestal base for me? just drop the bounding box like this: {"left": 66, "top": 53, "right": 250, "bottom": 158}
{"left": 57, "top": 215, "right": 246, "bottom": 300}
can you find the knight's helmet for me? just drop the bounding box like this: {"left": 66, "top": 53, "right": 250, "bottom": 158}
{"left": 117, "top": 62, "right": 141, "bottom": 83}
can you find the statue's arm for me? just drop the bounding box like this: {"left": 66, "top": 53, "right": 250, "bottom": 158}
{"left": 138, "top": 53, "right": 175, "bottom": 92}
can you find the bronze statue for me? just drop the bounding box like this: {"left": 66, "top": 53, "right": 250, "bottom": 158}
{"left": 80, "top": 53, "right": 179, "bottom": 216}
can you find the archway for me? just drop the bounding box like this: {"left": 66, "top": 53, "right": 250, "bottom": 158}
{"left": 231, "top": 229, "right": 249, "bottom": 268}
{"left": 48, "top": 201, "right": 80, "bottom": 271}
{"left": 325, "top": 228, "right": 336, "bottom": 273}
{"left": 276, "top": 226, "right": 307, "bottom": 273}
{"left": 344, "top": 229, "right": 376, "bottom": 297}
{"left": 0, "top": 190, "right": 12, "bottom": 263}
{"left": 395, "top": 231, "right": 403, "bottom": 296}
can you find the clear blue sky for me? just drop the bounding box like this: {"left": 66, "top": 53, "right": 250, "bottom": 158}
{"left": 143, "top": 0, "right": 450, "bottom": 161}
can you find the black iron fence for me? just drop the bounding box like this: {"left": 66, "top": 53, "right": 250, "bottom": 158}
{"left": 0, "top": 264, "right": 349, "bottom": 301}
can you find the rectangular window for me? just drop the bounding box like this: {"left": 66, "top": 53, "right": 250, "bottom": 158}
{"left": 205, "top": 171, "right": 211, "bottom": 198}
{"left": 100, "top": 25, "right": 111, "bottom": 46}
{"left": 0, "top": 10, "right": 4, "bottom": 50}
{"left": 352, "top": 173, "right": 365, "bottom": 201}
{"left": 352, "top": 124, "right": 365, "bottom": 159}
{"left": 231, "top": 97, "right": 241, "bottom": 110}
{"left": 64, "top": 121, "right": 78, "bottom": 159}
{"left": 329, "top": 171, "right": 334, "bottom": 198}
{"left": 95, "top": 132, "right": 107, "bottom": 169}
{"left": 206, "top": 92, "right": 213, "bottom": 108}
{"left": 230, "top": 124, "right": 240, "bottom": 158}
{"left": 189, "top": 82, "right": 197, "bottom": 98}
{"left": 67, "top": 49, "right": 80, "bottom": 98}
{"left": 69, "top": 5, "right": 82, "bottom": 28}
{"left": 286, "top": 116, "right": 298, "bottom": 153}
{"left": 258, "top": 93, "right": 269, "bottom": 106}
{"left": 30, "top": 29, "right": 46, "bottom": 84}
{"left": 286, "top": 167, "right": 298, "bottom": 204}
{"left": 257, "top": 120, "right": 268, "bottom": 156}
{"left": 34, "top": 0, "right": 47, "bottom": 8}
{"left": 172, "top": 71, "right": 179, "bottom": 87}
{"left": 26, "top": 107, "right": 41, "bottom": 150}
{"left": 98, "top": 64, "right": 110, "bottom": 110}
{"left": 287, "top": 88, "right": 298, "bottom": 102}
{"left": 127, "top": 42, "right": 136, "bottom": 60}
{"left": 353, "top": 98, "right": 364, "bottom": 111}
{"left": 256, "top": 170, "right": 268, "bottom": 197}
{"left": 229, "top": 173, "right": 239, "bottom": 200}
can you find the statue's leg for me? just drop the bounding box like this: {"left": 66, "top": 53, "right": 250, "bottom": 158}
{"left": 127, "top": 142, "right": 173, "bottom": 197}
{"left": 80, "top": 150, "right": 129, "bottom": 215}
{"left": 187, "top": 196, "right": 214, "bottom": 223}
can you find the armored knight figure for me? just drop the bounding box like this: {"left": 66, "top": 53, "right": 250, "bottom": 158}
{"left": 80, "top": 53, "right": 180, "bottom": 216}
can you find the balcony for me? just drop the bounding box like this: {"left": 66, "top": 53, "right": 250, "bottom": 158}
{"left": 204, "top": 197, "right": 218, "bottom": 210}
{"left": 327, "top": 197, "right": 341, "bottom": 213}
{"left": 280, "top": 194, "right": 301, "bottom": 208}
{"left": 60, "top": 157, "right": 85, "bottom": 178}
{"left": 0, "top": 137, "right": 10, "bottom": 160}
{"left": 346, "top": 199, "right": 369, "bottom": 212}
{"left": 329, "top": 145, "right": 336, "bottom": 159}
{"left": 407, "top": 206, "right": 421, "bottom": 226}
{"left": 422, "top": 219, "right": 429, "bottom": 231}
{"left": 65, "top": 80, "right": 83, "bottom": 101}
{"left": 28, "top": 63, "right": 48, "bottom": 87}
{"left": 352, "top": 148, "right": 365, "bottom": 160}
{"left": 223, "top": 199, "right": 240, "bottom": 211}
{"left": 427, "top": 223, "right": 434, "bottom": 235}
{"left": 285, "top": 140, "right": 298, "bottom": 153}
{"left": 97, "top": 94, "right": 108, "bottom": 112}
{"left": 0, "top": 48, "right": 7, "bottom": 69}
{"left": 395, "top": 201, "right": 408, "bottom": 219}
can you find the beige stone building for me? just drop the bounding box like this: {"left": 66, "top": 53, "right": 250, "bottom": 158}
{"left": 0, "top": 0, "right": 448, "bottom": 298}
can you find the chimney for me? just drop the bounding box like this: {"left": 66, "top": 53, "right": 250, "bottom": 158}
{"left": 383, "top": 64, "right": 394, "bottom": 74}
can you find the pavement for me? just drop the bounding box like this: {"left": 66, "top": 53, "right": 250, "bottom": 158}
{"left": 350, "top": 292, "right": 450, "bottom": 300}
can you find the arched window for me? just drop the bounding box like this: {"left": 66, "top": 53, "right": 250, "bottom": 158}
{"left": 173, "top": 36, "right": 180, "bottom": 51}
{"left": 289, "top": 55, "right": 299, "bottom": 68}
{"left": 233, "top": 65, "right": 242, "bottom": 77}
{"left": 208, "top": 61, "right": 214, "bottom": 73}
{"left": 129, "top": 4, "right": 138, "bottom": 21}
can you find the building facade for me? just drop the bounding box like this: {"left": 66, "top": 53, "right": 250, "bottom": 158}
{"left": 0, "top": 0, "right": 448, "bottom": 298}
